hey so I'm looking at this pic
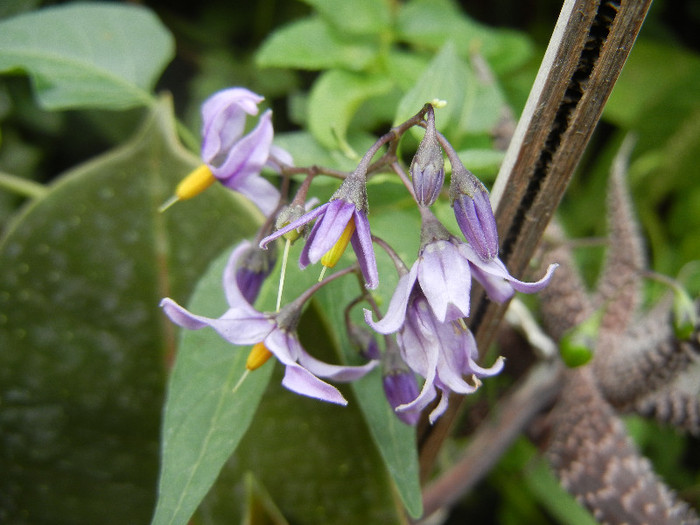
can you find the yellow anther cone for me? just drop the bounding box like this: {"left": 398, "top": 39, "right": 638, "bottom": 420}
{"left": 246, "top": 342, "right": 273, "bottom": 371}
{"left": 159, "top": 165, "right": 216, "bottom": 212}
{"left": 321, "top": 217, "right": 356, "bottom": 269}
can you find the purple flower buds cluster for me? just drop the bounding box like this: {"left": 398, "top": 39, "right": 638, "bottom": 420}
{"left": 161, "top": 91, "right": 557, "bottom": 426}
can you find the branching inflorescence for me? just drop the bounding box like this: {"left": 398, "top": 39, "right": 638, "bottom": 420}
{"left": 159, "top": 87, "right": 557, "bottom": 424}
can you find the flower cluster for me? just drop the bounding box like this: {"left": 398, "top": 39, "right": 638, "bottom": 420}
{"left": 160, "top": 89, "right": 556, "bottom": 424}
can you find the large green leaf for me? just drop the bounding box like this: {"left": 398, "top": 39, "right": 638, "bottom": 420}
{"left": 0, "top": 3, "right": 174, "bottom": 110}
{"left": 152, "top": 251, "right": 275, "bottom": 525}
{"left": 0, "top": 98, "right": 260, "bottom": 524}
{"left": 256, "top": 16, "right": 377, "bottom": 72}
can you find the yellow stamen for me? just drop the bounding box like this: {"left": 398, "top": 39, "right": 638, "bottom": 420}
{"left": 246, "top": 342, "right": 273, "bottom": 371}
{"left": 320, "top": 217, "right": 356, "bottom": 269}
{"left": 159, "top": 164, "right": 216, "bottom": 212}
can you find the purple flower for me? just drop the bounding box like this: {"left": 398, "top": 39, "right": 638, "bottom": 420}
{"left": 366, "top": 290, "right": 504, "bottom": 424}
{"left": 160, "top": 240, "right": 377, "bottom": 405}
{"left": 200, "top": 88, "right": 286, "bottom": 216}
{"left": 370, "top": 213, "right": 557, "bottom": 327}
{"left": 260, "top": 178, "right": 378, "bottom": 289}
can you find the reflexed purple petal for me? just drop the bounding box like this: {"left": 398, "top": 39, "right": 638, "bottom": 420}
{"left": 418, "top": 241, "right": 472, "bottom": 322}
{"left": 506, "top": 263, "right": 558, "bottom": 294}
{"left": 350, "top": 209, "right": 378, "bottom": 289}
{"left": 462, "top": 242, "right": 558, "bottom": 302}
{"left": 304, "top": 199, "right": 355, "bottom": 263}
{"left": 427, "top": 390, "right": 450, "bottom": 424}
{"left": 281, "top": 365, "right": 348, "bottom": 405}
{"left": 468, "top": 354, "right": 505, "bottom": 377}
{"left": 160, "top": 298, "right": 210, "bottom": 330}
{"left": 259, "top": 203, "right": 329, "bottom": 250}
{"left": 201, "top": 88, "right": 263, "bottom": 164}
{"left": 266, "top": 144, "right": 294, "bottom": 172}
{"left": 264, "top": 330, "right": 349, "bottom": 404}
{"left": 296, "top": 346, "right": 377, "bottom": 381}
{"left": 212, "top": 110, "right": 273, "bottom": 181}
{"left": 363, "top": 264, "right": 419, "bottom": 334}
{"left": 160, "top": 298, "right": 274, "bottom": 345}
{"left": 231, "top": 172, "right": 280, "bottom": 216}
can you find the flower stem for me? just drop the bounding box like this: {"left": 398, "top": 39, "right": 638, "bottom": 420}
{"left": 0, "top": 172, "right": 48, "bottom": 199}
{"left": 276, "top": 238, "right": 291, "bottom": 312}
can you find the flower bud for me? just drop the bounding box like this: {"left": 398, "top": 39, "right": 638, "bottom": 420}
{"left": 347, "top": 320, "right": 380, "bottom": 360}
{"left": 383, "top": 371, "right": 420, "bottom": 426}
{"left": 381, "top": 338, "right": 420, "bottom": 425}
{"left": 449, "top": 163, "right": 498, "bottom": 260}
{"left": 410, "top": 106, "right": 445, "bottom": 207}
{"left": 235, "top": 242, "right": 277, "bottom": 304}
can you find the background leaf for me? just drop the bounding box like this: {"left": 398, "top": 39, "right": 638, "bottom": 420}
{"left": 0, "top": 97, "right": 260, "bottom": 524}
{"left": 300, "top": 0, "right": 392, "bottom": 36}
{"left": 394, "top": 42, "right": 467, "bottom": 132}
{"left": 0, "top": 3, "right": 174, "bottom": 110}
{"left": 255, "top": 16, "right": 377, "bottom": 72}
{"left": 308, "top": 69, "right": 393, "bottom": 150}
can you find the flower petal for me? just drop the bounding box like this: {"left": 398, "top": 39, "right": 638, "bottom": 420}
{"left": 266, "top": 144, "right": 294, "bottom": 172}
{"left": 259, "top": 203, "right": 329, "bottom": 250}
{"left": 212, "top": 110, "right": 273, "bottom": 182}
{"left": 232, "top": 172, "right": 280, "bottom": 216}
{"left": 281, "top": 365, "right": 348, "bottom": 405}
{"left": 418, "top": 241, "right": 472, "bottom": 322}
{"left": 304, "top": 199, "right": 355, "bottom": 263}
{"left": 264, "top": 329, "right": 349, "bottom": 405}
{"left": 296, "top": 345, "right": 377, "bottom": 381}
{"left": 350, "top": 209, "right": 379, "bottom": 289}
{"left": 427, "top": 390, "right": 451, "bottom": 424}
{"left": 160, "top": 298, "right": 274, "bottom": 345}
{"left": 363, "top": 264, "right": 419, "bottom": 334}
{"left": 201, "top": 88, "right": 263, "bottom": 164}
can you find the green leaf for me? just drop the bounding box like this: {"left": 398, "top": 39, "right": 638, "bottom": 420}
{"left": 308, "top": 69, "right": 393, "bottom": 150}
{"left": 256, "top": 16, "right": 377, "bottom": 71}
{"left": 0, "top": 98, "right": 260, "bottom": 523}
{"left": 151, "top": 250, "right": 275, "bottom": 525}
{"left": 300, "top": 0, "right": 392, "bottom": 36}
{"left": 0, "top": 3, "right": 174, "bottom": 110}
